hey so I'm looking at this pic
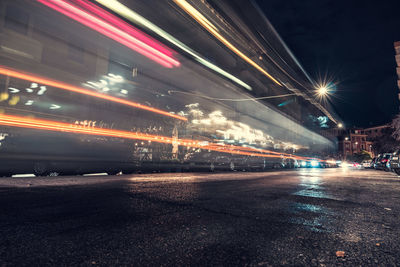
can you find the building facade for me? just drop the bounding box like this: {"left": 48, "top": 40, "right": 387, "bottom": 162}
{"left": 338, "top": 129, "right": 373, "bottom": 159}
{"left": 336, "top": 124, "right": 392, "bottom": 159}
{"left": 363, "top": 124, "right": 390, "bottom": 139}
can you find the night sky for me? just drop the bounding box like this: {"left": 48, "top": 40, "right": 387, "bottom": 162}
{"left": 257, "top": 0, "right": 400, "bottom": 128}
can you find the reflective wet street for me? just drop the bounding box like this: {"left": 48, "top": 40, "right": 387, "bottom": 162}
{"left": 1, "top": 168, "right": 400, "bottom": 266}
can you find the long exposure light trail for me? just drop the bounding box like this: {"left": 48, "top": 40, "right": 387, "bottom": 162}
{"left": 95, "top": 0, "right": 252, "bottom": 91}
{"left": 74, "top": 0, "right": 173, "bottom": 58}
{"left": 173, "top": 0, "right": 282, "bottom": 86}
{"left": 206, "top": 143, "right": 309, "bottom": 161}
{"left": 0, "top": 114, "right": 300, "bottom": 159}
{"left": 36, "top": 0, "right": 180, "bottom": 68}
{"left": 0, "top": 66, "right": 187, "bottom": 121}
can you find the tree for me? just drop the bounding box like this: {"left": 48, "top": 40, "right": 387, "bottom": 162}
{"left": 347, "top": 150, "right": 372, "bottom": 163}
{"left": 392, "top": 113, "right": 400, "bottom": 141}
{"left": 370, "top": 116, "right": 400, "bottom": 155}
{"left": 372, "top": 129, "right": 398, "bottom": 155}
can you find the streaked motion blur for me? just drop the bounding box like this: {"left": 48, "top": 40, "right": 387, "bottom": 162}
{"left": 0, "top": 0, "right": 340, "bottom": 176}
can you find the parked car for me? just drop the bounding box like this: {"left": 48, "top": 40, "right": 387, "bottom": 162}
{"left": 361, "top": 160, "right": 372, "bottom": 168}
{"left": 375, "top": 153, "right": 392, "bottom": 171}
{"left": 388, "top": 150, "right": 400, "bottom": 175}
{"left": 370, "top": 157, "right": 377, "bottom": 169}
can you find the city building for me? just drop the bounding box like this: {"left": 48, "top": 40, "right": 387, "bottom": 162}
{"left": 363, "top": 124, "right": 391, "bottom": 139}
{"left": 395, "top": 41, "right": 400, "bottom": 99}
{"left": 336, "top": 124, "right": 391, "bottom": 159}
{"left": 338, "top": 129, "right": 373, "bottom": 159}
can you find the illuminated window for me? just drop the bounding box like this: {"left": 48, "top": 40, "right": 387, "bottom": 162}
{"left": 5, "top": 5, "right": 29, "bottom": 35}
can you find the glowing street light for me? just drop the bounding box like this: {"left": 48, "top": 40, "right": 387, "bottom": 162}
{"left": 316, "top": 84, "right": 330, "bottom": 97}
{"left": 338, "top": 123, "right": 343, "bottom": 128}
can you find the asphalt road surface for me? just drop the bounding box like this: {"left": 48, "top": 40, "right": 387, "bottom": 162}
{"left": 1, "top": 168, "right": 400, "bottom": 266}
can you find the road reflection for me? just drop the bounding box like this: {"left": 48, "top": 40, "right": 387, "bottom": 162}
{"left": 287, "top": 168, "right": 336, "bottom": 233}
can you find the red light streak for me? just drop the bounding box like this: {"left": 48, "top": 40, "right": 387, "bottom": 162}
{"left": 0, "top": 114, "right": 303, "bottom": 160}
{"left": 36, "top": 0, "right": 180, "bottom": 68}
{"left": 73, "top": 0, "right": 174, "bottom": 58}
{"left": 0, "top": 66, "right": 187, "bottom": 121}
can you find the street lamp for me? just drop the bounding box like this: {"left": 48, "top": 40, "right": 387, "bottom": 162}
{"left": 314, "top": 82, "right": 333, "bottom": 102}
{"left": 338, "top": 123, "right": 343, "bottom": 128}
{"left": 317, "top": 85, "right": 329, "bottom": 96}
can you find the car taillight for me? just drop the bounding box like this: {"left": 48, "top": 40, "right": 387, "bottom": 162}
{"left": 382, "top": 159, "right": 388, "bottom": 163}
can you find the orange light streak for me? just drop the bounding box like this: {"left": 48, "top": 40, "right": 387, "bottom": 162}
{"left": 0, "top": 114, "right": 305, "bottom": 160}
{"left": 0, "top": 66, "right": 187, "bottom": 121}
{"left": 173, "top": 0, "right": 282, "bottom": 86}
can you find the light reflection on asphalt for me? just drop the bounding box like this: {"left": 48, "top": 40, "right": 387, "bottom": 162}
{"left": 287, "top": 168, "right": 336, "bottom": 233}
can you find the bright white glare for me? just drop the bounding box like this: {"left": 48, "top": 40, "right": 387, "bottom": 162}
{"left": 12, "top": 174, "right": 36, "bottom": 178}
{"left": 315, "top": 81, "right": 335, "bottom": 101}
{"left": 8, "top": 87, "right": 20, "bottom": 93}
{"left": 317, "top": 85, "right": 328, "bottom": 96}
{"left": 49, "top": 104, "right": 61, "bottom": 109}
{"left": 338, "top": 123, "right": 343, "bottom": 128}
{"left": 341, "top": 161, "right": 351, "bottom": 168}
{"left": 37, "top": 86, "right": 47, "bottom": 95}
{"left": 301, "top": 161, "right": 307, "bottom": 167}
{"left": 83, "top": 173, "right": 108, "bottom": 176}
{"left": 310, "top": 160, "right": 319, "bottom": 167}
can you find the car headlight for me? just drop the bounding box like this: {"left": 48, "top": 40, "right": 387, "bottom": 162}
{"left": 311, "top": 160, "right": 319, "bottom": 167}
{"left": 301, "top": 161, "right": 307, "bottom": 167}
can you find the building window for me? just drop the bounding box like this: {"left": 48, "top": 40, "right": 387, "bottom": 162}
{"left": 4, "top": 5, "right": 30, "bottom": 35}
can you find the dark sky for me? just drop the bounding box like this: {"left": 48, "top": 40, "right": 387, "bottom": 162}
{"left": 257, "top": 0, "right": 400, "bottom": 127}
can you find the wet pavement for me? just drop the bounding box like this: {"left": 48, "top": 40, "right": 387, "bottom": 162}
{"left": 1, "top": 168, "right": 400, "bottom": 266}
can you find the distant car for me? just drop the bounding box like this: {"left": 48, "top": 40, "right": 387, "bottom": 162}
{"left": 282, "top": 158, "right": 298, "bottom": 169}
{"left": 290, "top": 158, "right": 300, "bottom": 168}
{"left": 352, "top": 162, "right": 362, "bottom": 169}
{"left": 388, "top": 151, "right": 400, "bottom": 175}
{"left": 300, "top": 160, "right": 308, "bottom": 167}
{"left": 324, "top": 159, "right": 339, "bottom": 168}
{"left": 375, "top": 153, "right": 392, "bottom": 171}
{"left": 361, "top": 160, "right": 372, "bottom": 168}
{"left": 299, "top": 159, "right": 323, "bottom": 168}
{"left": 370, "top": 157, "right": 377, "bottom": 169}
